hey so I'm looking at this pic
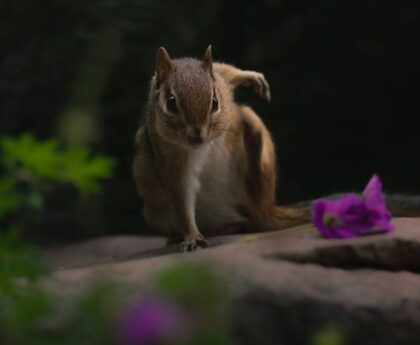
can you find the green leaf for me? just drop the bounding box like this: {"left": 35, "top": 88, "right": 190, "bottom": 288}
{"left": 1, "top": 134, "right": 61, "bottom": 179}
{"left": 60, "top": 148, "right": 115, "bottom": 193}
{"left": 0, "top": 177, "right": 23, "bottom": 218}
{"left": 1, "top": 133, "right": 115, "bottom": 195}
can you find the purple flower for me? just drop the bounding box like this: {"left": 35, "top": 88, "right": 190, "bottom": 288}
{"left": 312, "top": 175, "right": 394, "bottom": 239}
{"left": 118, "top": 296, "right": 190, "bottom": 345}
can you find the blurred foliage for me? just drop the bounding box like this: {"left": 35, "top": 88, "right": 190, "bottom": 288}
{"left": 154, "top": 262, "right": 231, "bottom": 345}
{"left": 312, "top": 325, "right": 344, "bottom": 345}
{"left": 0, "top": 229, "right": 51, "bottom": 345}
{"left": 0, "top": 178, "right": 22, "bottom": 219}
{"left": 63, "top": 282, "right": 124, "bottom": 345}
{"left": 0, "top": 133, "right": 115, "bottom": 227}
{"left": 0, "top": 132, "right": 119, "bottom": 343}
{"left": 0, "top": 238, "right": 123, "bottom": 345}
{"left": 0, "top": 229, "right": 47, "bottom": 283}
{"left": 2, "top": 133, "right": 114, "bottom": 194}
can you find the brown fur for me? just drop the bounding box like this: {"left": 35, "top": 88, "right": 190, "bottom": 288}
{"left": 133, "top": 46, "right": 308, "bottom": 251}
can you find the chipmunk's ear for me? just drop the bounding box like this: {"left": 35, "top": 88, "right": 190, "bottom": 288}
{"left": 202, "top": 45, "right": 214, "bottom": 80}
{"left": 155, "top": 47, "right": 175, "bottom": 89}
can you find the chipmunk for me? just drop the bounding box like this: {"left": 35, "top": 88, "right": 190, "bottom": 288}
{"left": 133, "top": 46, "right": 310, "bottom": 251}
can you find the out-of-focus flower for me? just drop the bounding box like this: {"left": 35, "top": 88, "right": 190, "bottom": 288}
{"left": 118, "top": 296, "right": 190, "bottom": 345}
{"left": 312, "top": 175, "right": 394, "bottom": 239}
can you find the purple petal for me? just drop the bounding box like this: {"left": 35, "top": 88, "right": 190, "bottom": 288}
{"left": 363, "top": 175, "right": 387, "bottom": 213}
{"left": 363, "top": 174, "right": 382, "bottom": 201}
{"left": 329, "top": 194, "right": 367, "bottom": 223}
{"left": 363, "top": 174, "right": 394, "bottom": 231}
{"left": 118, "top": 296, "right": 190, "bottom": 345}
{"left": 331, "top": 225, "right": 360, "bottom": 239}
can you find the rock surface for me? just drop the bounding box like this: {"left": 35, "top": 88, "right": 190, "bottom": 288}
{"left": 42, "top": 235, "right": 167, "bottom": 270}
{"left": 43, "top": 218, "right": 420, "bottom": 345}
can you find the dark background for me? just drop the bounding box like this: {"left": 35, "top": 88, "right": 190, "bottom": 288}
{"left": 1, "top": 0, "right": 419, "bottom": 240}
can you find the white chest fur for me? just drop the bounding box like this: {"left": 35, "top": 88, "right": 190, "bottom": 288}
{"left": 182, "top": 143, "right": 212, "bottom": 223}
{"left": 194, "top": 136, "right": 248, "bottom": 233}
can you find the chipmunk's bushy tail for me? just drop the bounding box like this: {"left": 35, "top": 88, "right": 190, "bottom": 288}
{"left": 250, "top": 205, "right": 311, "bottom": 232}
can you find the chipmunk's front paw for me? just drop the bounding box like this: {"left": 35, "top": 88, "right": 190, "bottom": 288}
{"left": 239, "top": 71, "right": 271, "bottom": 102}
{"left": 181, "top": 234, "right": 208, "bottom": 252}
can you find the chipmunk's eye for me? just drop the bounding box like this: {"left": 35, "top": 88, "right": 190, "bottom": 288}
{"left": 211, "top": 95, "right": 218, "bottom": 112}
{"left": 166, "top": 94, "right": 177, "bottom": 113}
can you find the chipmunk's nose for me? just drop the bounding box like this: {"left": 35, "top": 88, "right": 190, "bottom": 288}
{"left": 187, "top": 128, "right": 204, "bottom": 146}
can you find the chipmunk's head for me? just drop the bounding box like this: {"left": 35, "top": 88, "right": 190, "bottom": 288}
{"left": 151, "top": 46, "right": 229, "bottom": 148}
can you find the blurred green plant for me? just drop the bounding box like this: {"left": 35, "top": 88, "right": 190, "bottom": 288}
{"left": 0, "top": 229, "right": 47, "bottom": 283}
{"left": 0, "top": 177, "right": 22, "bottom": 219}
{"left": 312, "top": 325, "right": 344, "bottom": 345}
{"left": 2, "top": 133, "right": 114, "bottom": 193}
{"left": 154, "top": 262, "right": 231, "bottom": 345}
{"left": 0, "top": 252, "right": 123, "bottom": 345}
{"left": 0, "top": 133, "right": 115, "bottom": 222}
{"left": 0, "top": 133, "right": 118, "bottom": 344}
{"left": 0, "top": 228, "right": 51, "bottom": 345}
